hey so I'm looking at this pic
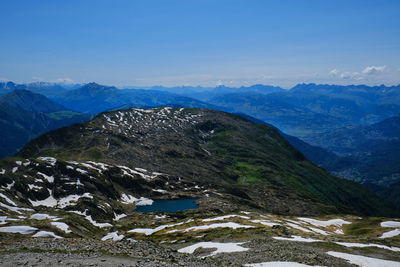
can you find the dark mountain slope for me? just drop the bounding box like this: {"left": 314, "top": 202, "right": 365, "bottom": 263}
{"left": 234, "top": 113, "right": 356, "bottom": 172}
{"left": 0, "top": 90, "right": 91, "bottom": 158}
{"left": 0, "top": 89, "right": 66, "bottom": 113}
{"left": 305, "top": 114, "right": 400, "bottom": 186}
{"left": 17, "top": 107, "right": 397, "bottom": 217}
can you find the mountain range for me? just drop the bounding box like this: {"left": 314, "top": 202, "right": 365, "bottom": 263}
{"left": 1, "top": 81, "right": 399, "bottom": 210}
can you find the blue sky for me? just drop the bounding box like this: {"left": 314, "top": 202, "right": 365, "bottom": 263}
{"left": 0, "top": 0, "right": 399, "bottom": 87}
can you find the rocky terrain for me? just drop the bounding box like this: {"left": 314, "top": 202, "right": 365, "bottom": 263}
{"left": 1, "top": 107, "right": 399, "bottom": 266}
{"left": 1, "top": 210, "right": 400, "bottom": 266}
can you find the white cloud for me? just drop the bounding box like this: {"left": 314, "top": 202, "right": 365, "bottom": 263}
{"left": 362, "top": 65, "right": 386, "bottom": 75}
{"left": 32, "top": 76, "right": 43, "bottom": 82}
{"left": 329, "top": 69, "right": 340, "bottom": 77}
{"left": 53, "top": 78, "right": 74, "bottom": 84}
{"left": 340, "top": 71, "right": 361, "bottom": 80}
{"left": 328, "top": 65, "right": 387, "bottom": 81}
{"left": 0, "top": 77, "right": 9, "bottom": 82}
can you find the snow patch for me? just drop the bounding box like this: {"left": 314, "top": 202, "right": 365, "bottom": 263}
{"left": 128, "top": 221, "right": 190, "bottom": 236}
{"left": 381, "top": 221, "right": 400, "bottom": 228}
{"left": 245, "top": 262, "right": 322, "bottom": 267}
{"left": 101, "top": 231, "right": 124, "bottom": 241}
{"left": 327, "top": 251, "right": 400, "bottom": 267}
{"left": 286, "top": 222, "right": 313, "bottom": 233}
{"left": 37, "top": 172, "right": 54, "bottom": 183}
{"left": 29, "top": 190, "right": 92, "bottom": 208}
{"left": 297, "top": 218, "right": 351, "bottom": 228}
{"left": 69, "top": 210, "right": 112, "bottom": 228}
{"left": 51, "top": 222, "right": 71, "bottom": 233}
{"left": 273, "top": 236, "right": 323, "bottom": 243}
{"left": 113, "top": 213, "right": 127, "bottom": 221}
{"left": 120, "top": 193, "right": 153, "bottom": 206}
{"left": 0, "top": 225, "right": 38, "bottom": 234}
{"left": 202, "top": 214, "right": 250, "bottom": 222}
{"left": 250, "top": 219, "right": 280, "bottom": 227}
{"left": 30, "top": 213, "right": 60, "bottom": 221}
{"left": 32, "top": 230, "right": 62, "bottom": 239}
{"left": 37, "top": 157, "right": 57, "bottom": 166}
{"left": 335, "top": 241, "right": 400, "bottom": 252}
{"left": 168, "top": 222, "right": 254, "bottom": 233}
{"left": 379, "top": 229, "right": 400, "bottom": 239}
{"left": 0, "top": 193, "right": 16, "bottom": 206}
{"left": 178, "top": 242, "right": 249, "bottom": 257}
{"left": 29, "top": 189, "right": 57, "bottom": 207}
{"left": 28, "top": 184, "right": 43, "bottom": 191}
{"left": 0, "top": 201, "right": 33, "bottom": 214}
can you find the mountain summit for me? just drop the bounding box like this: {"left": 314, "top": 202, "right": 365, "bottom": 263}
{"left": 16, "top": 107, "right": 396, "bottom": 217}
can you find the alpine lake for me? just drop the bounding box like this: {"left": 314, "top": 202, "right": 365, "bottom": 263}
{"left": 134, "top": 198, "right": 199, "bottom": 212}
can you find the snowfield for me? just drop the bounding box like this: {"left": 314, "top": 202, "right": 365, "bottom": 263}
{"left": 202, "top": 214, "right": 250, "bottom": 222}
{"left": 101, "top": 231, "right": 124, "bottom": 241}
{"left": 245, "top": 262, "right": 323, "bottom": 267}
{"left": 335, "top": 241, "right": 400, "bottom": 252}
{"left": 272, "top": 235, "right": 323, "bottom": 243}
{"left": 167, "top": 222, "right": 254, "bottom": 233}
{"left": 178, "top": 242, "right": 249, "bottom": 257}
{"left": 297, "top": 218, "right": 351, "bottom": 228}
{"left": 32, "top": 231, "right": 62, "bottom": 239}
{"left": 0, "top": 226, "right": 38, "bottom": 234}
{"left": 50, "top": 222, "right": 71, "bottom": 233}
{"left": 327, "top": 251, "right": 400, "bottom": 267}
{"left": 381, "top": 221, "right": 400, "bottom": 228}
{"left": 379, "top": 229, "right": 400, "bottom": 239}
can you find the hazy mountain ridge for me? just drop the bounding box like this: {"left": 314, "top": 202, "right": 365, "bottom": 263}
{"left": 50, "top": 82, "right": 218, "bottom": 114}
{"left": 203, "top": 84, "right": 400, "bottom": 137}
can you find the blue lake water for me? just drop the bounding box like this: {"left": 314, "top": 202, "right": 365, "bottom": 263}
{"left": 134, "top": 198, "right": 199, "bottom": 212}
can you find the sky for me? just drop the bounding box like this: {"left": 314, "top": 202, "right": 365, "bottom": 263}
{"left": 0, "top": 0, "right": 399, "bottom": 88}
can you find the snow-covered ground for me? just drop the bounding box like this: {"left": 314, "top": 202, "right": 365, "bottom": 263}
{"left": 250, "top": 219, "right": 280, "bottom": 227}
{"left": 30, "top": 213, "right": 60, "bottom": 221}
{"left": 50, "top": 222, "right": 71, "bottom": 233}
{"left": 335, "top": 241, "right": 400, "bottom": 252}
{"left": 202, "top": 214, "right": 250, "bottom": 222}
{"left": 178, "top": 241, "right": 249, "bottom": 257}
{"left": 29, "top": 191, "right": 92, "bottom": 208}
{"left": 128, "top": 221, "right": 190, "bottom": 236}
{"left": 272, "top": 235, "right": 323, "bottom": 243}
{"left": 381, "top": 221, "right": 400, "bottom": 228}
{"left": 297, "top": 218, "right": 351, "bottom": 228}
{"left": 101, "top": 231, "right": 124, "bottom": 241}
{"left": 245, "top": 262, "right": 323, "bottom": 267}
{"left": 0, "top": 193, "right": 17, "bottom": 206}
{"left": 120, "top": 193, "right": 153, "bottom": 206}
{"left": 32, "top": 231, "right": 62, "bottom": 239}
{"left": 167, "top": 222, "right": 254, "bottom": 233}
{"left": 69, "top": 210, "right": 112, "bottom": 228}
{"left": 327, "top": 251, "right": 400, "bottom": 267}
{"left": 379, "top": 229, "right": 400, "bottom": 239}
{"left": 0, "top": 226, "right": 37, "bottom": 234}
